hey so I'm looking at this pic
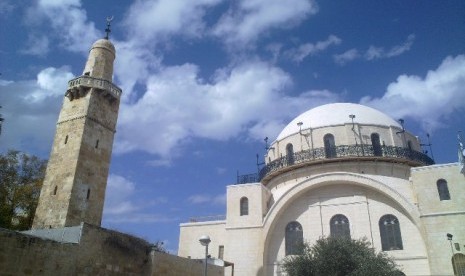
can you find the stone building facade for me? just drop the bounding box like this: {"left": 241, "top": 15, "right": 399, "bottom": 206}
{"left": 179, "top": 103, "right": 465, "bottom": 276}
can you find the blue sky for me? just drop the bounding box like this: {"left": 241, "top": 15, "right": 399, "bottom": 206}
{"left": 0, "top": 0, "right": 464, "bottom": 252}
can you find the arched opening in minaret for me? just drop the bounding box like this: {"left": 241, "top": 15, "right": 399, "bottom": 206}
{"left": 95, "top": 139, "right": 99, "bottom": 149}
{"left": 53, "top": 186, "right": 58, "bottom": 195}
{"left": 86, "top": 189, "right": 91, "bottom": 200}
{"left": 64, "top": 135, "right": 68, "bottom": 144}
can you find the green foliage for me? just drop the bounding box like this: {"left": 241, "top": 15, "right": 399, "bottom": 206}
{"left": 282, "top": 237, "right": 404, "bottom": 276}
{"left": 152, "top": 240, "right": 168, "bottom": 253}
{"left": 0, "top": 150, "right": 47, "bottom": 230}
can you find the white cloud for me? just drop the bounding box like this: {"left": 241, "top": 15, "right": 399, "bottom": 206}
{"left": 123, "top": 0, "right": 222, "bottom": 44}
{"left": 114, "top": 60, "right": 340, "bottom": 156}
{"left": 333, "top": 48, "right": 359, "bottom": 65}
{"left": 335, "top": 34, "right": 415, "bottom": 65}
{"left": 360, "top": 55, "right": 465, "bottom": 132}
{"left": 213, "top": 0, "right": 318, "bottom": 47}
{"left": 20, "top": 35, "right": 50, "bottom": 57}
{"left": 25, "top": 0, "right": 99, "bottom": 53}
{"left": 188, "top": 193, "right": 226, "bottom": 205}
{"left": 0, "top": 67, "right": 73, "bottom": 154}
{"left": 188, "top": 194, "right": 211, "bottom": 204}
{"left": 146, "top": 158, "right": 172, "bottom": 167}
{"left": 103, "top": 174, "right": 169, "bottom": 222}
{"left": 365, "top": 34, "right": 415, "bottom": 60}
{"left": 285, "top": 35, "right": 341, "bottom": 63}
{"left": 0, "top": 1, "right": 14, "bottom": 16}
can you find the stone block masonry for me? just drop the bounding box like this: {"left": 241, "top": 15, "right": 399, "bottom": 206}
{"left": 0, "top": 223, "right": 224, "bottom": 275}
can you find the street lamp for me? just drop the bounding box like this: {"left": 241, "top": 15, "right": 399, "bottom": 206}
{"left": 199, "top": 235, "right": 211, "bottom": 276}
{"left": 447, "top": 233, "right": 457, "bottom": 275}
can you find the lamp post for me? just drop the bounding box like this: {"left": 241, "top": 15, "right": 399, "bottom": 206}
{"left": 199, "top": 235, "right": 211, "bottom": 276}
{"left": 447, "top": 233, "right": 456, "bottom": 275}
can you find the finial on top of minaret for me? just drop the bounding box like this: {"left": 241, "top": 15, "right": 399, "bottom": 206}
{"left": 104, "top": 16, "right": 114, "bottom": 40}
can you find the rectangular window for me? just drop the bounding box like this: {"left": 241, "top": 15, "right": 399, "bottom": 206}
{"left": 218, "top": 245, "right": 224, "bottom": 259}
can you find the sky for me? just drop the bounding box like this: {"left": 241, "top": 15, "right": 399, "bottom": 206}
{"left": 0, "top": 0, "right": 464, "bottom": 253}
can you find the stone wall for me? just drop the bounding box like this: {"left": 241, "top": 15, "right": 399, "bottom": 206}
{"left": 0, "top": 223, "right": 224, "bottom": 276}
{"left": 152, "top": 251, "right": 224, "bottom": 276}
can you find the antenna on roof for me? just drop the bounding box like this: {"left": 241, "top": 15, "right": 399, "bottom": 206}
{"left": 396, "top": 119, "right": 405, "bottom": 134}
{"left": 420, "top": 133, "right": 435, "bottom": 161}
{"left": 458, "top": 131, "right": 465, "bottom": 175}
{"left": 0, "top": 106, "right": 4, "bottom": 136}
{"left": 105, "top": 16, "right": 114, "bottom": 40}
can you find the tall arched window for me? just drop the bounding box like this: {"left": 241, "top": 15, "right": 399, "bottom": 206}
{"left": 452, "top": 253, "right": 465, "bottom": 276}
{"left": 285, "top": 221, "right": 303, "bottom": 255}
{"left": 240, "top": 197, "right": 248, "bottom": 216}
{"left": 330, "top": 214, "right": 351, "bottom": 239}
{"left": 324, "top": 134, "right": 336, "bottom": 158}
{"left": 379, "top": 214, "right": 403, "bottom": 251}
{"left": 437, "top": 179, "right": 451, "bottom": 200}
{"left": 371, "top": 133, "right": 382, "bottom": 156}
{"left": 407, "top": 140, "right": 413, "bottom": 151}
{"left": 286, "top": 143, "right": 294, "bottom": 165}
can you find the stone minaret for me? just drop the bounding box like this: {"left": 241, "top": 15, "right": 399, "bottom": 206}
{"left": 32, "top": 37, "right": 121, "bottom": 229}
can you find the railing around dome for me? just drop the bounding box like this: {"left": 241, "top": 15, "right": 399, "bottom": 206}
{"left": 236, "top": 144, "right": 434, "bottom": 184}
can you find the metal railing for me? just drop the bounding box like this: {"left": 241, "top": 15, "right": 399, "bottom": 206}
{"left": 68, "top": 75, "right": 122, "bottom": 99}
{"left": 237, "top": 144, "right": 434, "bottom": 184}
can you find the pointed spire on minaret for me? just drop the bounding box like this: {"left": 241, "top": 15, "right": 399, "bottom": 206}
{"left": 104, "top": 16, "right": 114, "bottom": 40}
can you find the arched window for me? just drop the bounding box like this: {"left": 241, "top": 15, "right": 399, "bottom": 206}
{"left": 53, "top": 186, "right": 58, "bottom": 195}
{"left": 286, "top": 143, "right": 294, "bottom": 165}
{"left": 437, "top": 179, "right": 451, "bottom": 200}
{"left": 452, "top": 253, "right": 465, "bottom": 276}
{"left": 240, "top": 197, "right": 248, "bottom": 216}
{"left": 407, "top": 140, "right": 413, "bottom": 151}
{"left": 285, "top": 221, "right": 303, "bottom": 255}
{"left": 324, "top": 134, "right": 336, "bottom": 158}
{"left": 64, "top": 135, "right": 69, "bottom": 145}
{"left": 371, "top": 133, "right": 382, "bottom": 156}
{"left": 379, "top": 214, "right": 403, "bottom": 251}
{"left": 330, "top": 214, "right": 351, "bottom": 239}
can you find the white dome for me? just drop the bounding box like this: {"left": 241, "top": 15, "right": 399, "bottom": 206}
{"left": 276, "top": 103, "right": 401, "bottom": 140}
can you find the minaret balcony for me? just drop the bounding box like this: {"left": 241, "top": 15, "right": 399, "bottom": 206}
{"left": 237, "top": 144, "right": 435, "bottom": 185}
{"left": 67, "top": 75, "right": 122, "bottom": 101}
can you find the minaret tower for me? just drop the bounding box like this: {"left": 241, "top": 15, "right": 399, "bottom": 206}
{"left": 32, "top": 18, "right": 121, "bottom": 229}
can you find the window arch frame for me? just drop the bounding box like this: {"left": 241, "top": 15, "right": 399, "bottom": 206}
{"left": 371, "top": 133, "right": 382, "bottom": 156}
{"left": 330, "top": 214, "right": 351, "bottom": 239}
{"left": 285, "top": 221, "right": 303, "bottom": 256}
{"left": 323, "top": 134, "right": 336, "bottom": 158}
{"left": 437, "top": 179, "right": 451, "bottom": 200}
{"left": 240, "top": 197, "right": 249, "bottom": 216}
{"left": 379, "top": 214, "right": 403, "bottom": 251}
{"left": 286, "top": 143, "right": 295, "bottom": 165}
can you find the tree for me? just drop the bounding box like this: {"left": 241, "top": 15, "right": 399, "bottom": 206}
{"left": 0, "top": 150, "right": 47, "bottom": 230}
{"left": 282, "top": 237, "right": 404, "bottom": 276}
